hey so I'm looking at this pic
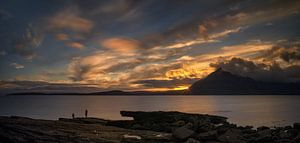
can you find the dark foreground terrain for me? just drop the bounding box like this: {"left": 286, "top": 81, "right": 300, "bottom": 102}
{"left": 1, "top": 111, "right": 300, "bottom": 143}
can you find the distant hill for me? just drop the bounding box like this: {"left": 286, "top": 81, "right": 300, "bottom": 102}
{"left": 189, "top": 68, "right": 300, "bottom": 95}
{"left": 8, "top": 89, "right": 188, "bottom": 96}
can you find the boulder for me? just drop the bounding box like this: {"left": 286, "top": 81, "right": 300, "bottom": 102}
{"left": 218, "top": 129, "right": 246, "bottom": 143}
{"left": 204, "top": 141, "right": 221, "bottom": 143}
{"left": 172, "top": 126, "right": 195, "bottom": 141}
{"left": 216, "top": 123, "right": 236, "bottom": 134}
{"left": 185, "top": 138, "right": 202, "bottom": 143}
{"left": 293, "top": 134, "right": 300, "bottom": 142}
{"left": 196, "top": 130, "right": 218, "bottom": 141}
{"left": 257, "top": 126, "right": 270, "bottom": 131}
{"left": 255, "top": 129, "right": 273, "bottom": 142}
{"left": 293, "top": 123, "right": 300, "bottom": 130}
{"left": 121, "top": 134, "right": 142, "bottom": 143}
{"left": 279, "top": 130, "right": 293, "bottom": 139}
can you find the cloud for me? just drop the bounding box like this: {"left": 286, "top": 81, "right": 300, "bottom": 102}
{"left": 66, "top": 42, "right": 85, "bottom": 49}
{"left": 213, "top": 0, "right": 300, "bottom": 31}
{"left": 132, "top": 78, "right": 198, "bottom": 89}
{"left": 12, "top": 24, "right": 43, "bottom": 60}
{"left": 55, "top": 33, "right": 69, "bottom": 41}
{"left": 67, "top": 48, "right": 184, "bottom": 89}
{"left": 10, "top": 63, "right": 24, "bottom": 69}
{"left": 68, "top": 52, "right": 137, "bottom": 84}
{"left": 259, "top": 41, "right": 300, "bottom": 64}
{"left": 153, "top": 27, "right": 242, "bottom": 50}
{"left": 100, "top": 37, "right": 141, "bottom": 55}
{"left": 177, "top": 56, "right": 194, "bottom": 61}
{"left": 160, "top": 41, "right": 274, "bottom": 80}
{"left": 198, "top": 24, "right": 209, "bottom": 40}
{"left": 210, "top": 57, "right": 300, "bottom": 82}
{"left": 47, "top": 8, "right": 94, "bottom": 32}
{"left": 199, "top": 40, "right": 273, "bottom": 60}
{"left": 67, "top": 38, "right": 281, "bottom": 90}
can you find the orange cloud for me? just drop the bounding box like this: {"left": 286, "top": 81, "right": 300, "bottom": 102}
{"left": 164, "top": 41, "right": 274, "bottom": 80}
{"left": 66, "top": 42, "right": 85, "bottom": 49}
{"left": 198, "top": 24, "right": 209, "bottom": 40}
{"left": 48, "top": 9, "right": 94, "bottom": 32}
{"left": 153, "top": 27, "right": 241, "bottom": 50}
{"left": 55, "top": 33, "right": 69, "bottom": 41}
{"left": 101, "top": 37, "right": 141, "bottom": 55}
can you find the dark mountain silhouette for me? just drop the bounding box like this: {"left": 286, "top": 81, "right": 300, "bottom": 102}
{"left": 8, "top": 68, "right": 300, "bottom": 95}
{"left": 189, "top": 68, "right": 300, "bottom": 95}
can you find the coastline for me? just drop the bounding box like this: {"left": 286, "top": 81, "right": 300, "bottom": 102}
{"left": 0, "top": 111, "right": 299, "bottom": 143}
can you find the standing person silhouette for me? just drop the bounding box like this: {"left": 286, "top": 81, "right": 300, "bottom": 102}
{"left": 85, "top": 109, "right": 88, "bottom": 118}
{"left": 72, "top": 113, "right": 75, "bottom": 119}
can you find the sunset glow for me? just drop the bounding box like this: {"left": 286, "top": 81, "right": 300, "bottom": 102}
{"left": 0, "top": 0, "right": 300, "bottom": 93}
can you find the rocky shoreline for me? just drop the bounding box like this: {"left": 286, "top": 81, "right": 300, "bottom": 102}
{"left": 1, "top": 111, "right": 300, "bottom": 143}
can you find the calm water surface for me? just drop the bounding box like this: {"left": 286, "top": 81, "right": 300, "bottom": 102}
{"left": 0, "top": 95, "right": 299, "bottom": 127}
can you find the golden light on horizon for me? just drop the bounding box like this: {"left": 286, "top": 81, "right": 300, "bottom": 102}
{"left": 173, "top": 85, "right": 189, "bottom": 91}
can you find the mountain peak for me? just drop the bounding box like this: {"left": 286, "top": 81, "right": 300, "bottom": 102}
{"left": 205, "top": 68, "right": 236, "bottom": 80}
{"left": 215, "top": 67, "right": 223, "bottom": 72}
{"left": 189, "top": 68, "right": 300, "bottom": 95}
{"left": 189, "top": 68, "right": 256, "bottom": 94}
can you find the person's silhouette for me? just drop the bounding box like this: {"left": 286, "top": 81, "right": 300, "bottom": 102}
{"left": 85, "top": 109, "right": 88, "bottom": 118}
{"left": 72, "top": 113, "right": 75, "bottom": 119}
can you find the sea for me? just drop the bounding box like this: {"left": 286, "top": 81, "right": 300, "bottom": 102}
{"left": 0, "top": 95, "right": 299, "bottom": 127}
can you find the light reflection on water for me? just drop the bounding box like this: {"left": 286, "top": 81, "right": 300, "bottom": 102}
{"left": 0, "top": 95, "right": 299, "bottom": 127}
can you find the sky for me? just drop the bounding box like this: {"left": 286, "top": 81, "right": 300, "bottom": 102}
{"left": 0, "top": 0, "right": 300, "bottom": 93}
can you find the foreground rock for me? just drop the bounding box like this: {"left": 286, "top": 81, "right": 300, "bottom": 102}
{"left": 108, "top": 111, "right": 300, "bottom": 143}
{"left": 0, "top": 116, "right": 172, "bottom": 143}
{"left": 1, "top": 111, "right": 300, "bottom": 143}
{"left": 107, "top": 111, "right": 227, "bottom": 133}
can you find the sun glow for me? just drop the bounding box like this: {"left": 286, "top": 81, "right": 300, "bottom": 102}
{"left": 173, "top": 85, "right": 189, "bottom": 90}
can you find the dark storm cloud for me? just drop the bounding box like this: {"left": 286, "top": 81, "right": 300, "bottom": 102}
{"left": 210, "top": 57, "right": 300, "bottom": 82}
{"left": 260, "top": 41, "right": 300, "bottom": 63}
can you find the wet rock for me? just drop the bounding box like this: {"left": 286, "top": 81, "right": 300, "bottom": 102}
{"left": 196, "top": 130, "right": 218, "bottom": 141}
{"left": 279, "top": 130, "right": 292, "bottom": 139}
{"left": 173, "top": 120, "right": 186, "bottom": 127}
{"left": 131, "top": 124, "right": 144, "bottom": 130}
{"left": 255, "top": 129, "right": 273, "bottom": 142}
{"left": 293, "top": 123, "right": 300, "bottom": 130}
{"left": 185, "top": 138, "right": 202, "bottom": 143}
{"left": 172, "top": 125, "right": 195, "bottom": 141}
{"left": 58, "top": 117, "right": 108, "bottom": 125}
{"left": 106, "top": 120, "right": 135, "bottom": 129}
{"left": 2, "top": 111, "right": 300, "bottom": 143}
{"left": 216, "top": 123, "right": 236, "bottom": 134}
{"left": 198, "top": 123, "right": 216, "bottom": 133}
{"left": 218, "top": 129, "right": 246, "bottom": 143}
{"left": 257, "top": 126, "right": 270, "bottom": 131}
{"left": 293, "top": 134, "right": 300, "bottom": 142}
{"left": 119, "top": 111, "right": 228, "bottom": 132}
{"left": 121, "top": 134, "right": 142, "bottom": 143}
{"left": 144, "top": 133, "right": 173, "bottom": 142}
{"left": 204, "top": 141, "right": 221, "bottom": 143}
{"left": 284, "top": 125, "right": 293, "bottom": 130}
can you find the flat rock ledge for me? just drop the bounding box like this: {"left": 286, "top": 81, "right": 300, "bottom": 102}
{"left": 0, "top": 111, "right": 300, "bottom": 143}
